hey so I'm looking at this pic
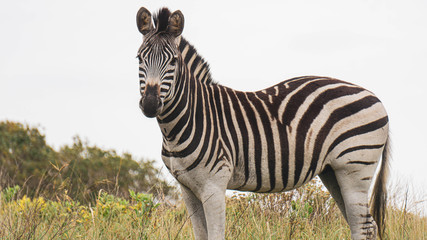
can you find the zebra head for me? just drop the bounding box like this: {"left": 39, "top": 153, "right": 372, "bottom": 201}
{"left": 136, "top": 7, "right": 184, "bottom": 118}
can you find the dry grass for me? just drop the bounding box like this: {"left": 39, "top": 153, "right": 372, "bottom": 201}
{"left": 0, "top": 179, "right": 425, "bottom": 240}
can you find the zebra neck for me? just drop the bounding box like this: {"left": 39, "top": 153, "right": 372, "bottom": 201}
{"left": 157, "top": 65, "right": 210, "bottom": 142}
{"left": 158, "top": 37, "right": 219, "bottom": 140}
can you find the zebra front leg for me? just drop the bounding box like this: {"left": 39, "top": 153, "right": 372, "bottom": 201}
{"left": 200, "top": 184, "right": 226, "bottom": 240}
{"left": 180, "top": 184, "right": 208, "bottom": 240}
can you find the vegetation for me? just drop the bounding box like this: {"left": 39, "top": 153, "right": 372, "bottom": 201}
{"left": 0, "top": 180, "right": 426, "bottom": 239}
{"left": 0, "top": 185, "right": 159, "bottom": 239}
{"left": 0, "top": 120, "right": 425, "bottom": 239}
{"left": 0, "top": 121, "right": 173, "bottom": 204}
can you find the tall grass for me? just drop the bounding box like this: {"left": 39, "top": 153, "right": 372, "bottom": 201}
{"left": 0, "top": 179, "right": 426, "bottom": 240}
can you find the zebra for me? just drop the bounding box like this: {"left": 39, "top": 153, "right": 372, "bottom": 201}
{"left": 136, "top": 7, "right": 390, "bottom": 240}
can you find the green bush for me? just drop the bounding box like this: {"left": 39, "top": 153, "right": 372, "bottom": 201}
{"left": 0, "top": 185, "right": 20, "bottom": 202}
{"left": 0, "top": 121, "right": 174, "bottom": 204}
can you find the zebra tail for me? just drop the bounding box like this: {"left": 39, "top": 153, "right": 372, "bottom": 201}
{"left": 370, "top": 136, "right": 390, "bottom": 240}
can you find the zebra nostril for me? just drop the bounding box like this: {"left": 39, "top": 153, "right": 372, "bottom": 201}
{"left": 139, "top": 98, "right": 144, "bottom": 110}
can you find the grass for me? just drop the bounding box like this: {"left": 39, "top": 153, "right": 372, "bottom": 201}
{"left": 0, "top": 179, "right": 426, "bottom": 240}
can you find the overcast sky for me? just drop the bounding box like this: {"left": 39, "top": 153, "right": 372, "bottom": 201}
{"left": 1, "top": 0, "right": 426, "bottom": 212}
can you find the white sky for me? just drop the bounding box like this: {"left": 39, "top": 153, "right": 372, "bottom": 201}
{"left": 1, "top": 0, "right": 426, "bottom": 211}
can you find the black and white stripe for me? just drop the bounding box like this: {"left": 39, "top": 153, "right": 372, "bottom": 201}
{"left": 137, "top": 7, "right": 389, "bottom": 240}
{"left": 158, "top": 61, "right": 388, "bottom": 192}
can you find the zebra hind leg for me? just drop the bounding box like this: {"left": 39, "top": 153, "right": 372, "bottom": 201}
{"left": 332, "top": 151, "right": 382, "bottom": 240}
{"left": 318, "top": 165, "right": 347, "bottom": 222}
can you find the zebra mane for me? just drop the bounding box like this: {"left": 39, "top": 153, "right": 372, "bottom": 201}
{"left": 178, "top": 37, "right": 216, "bottom": 85}
{"left": 153, "top": 8, "right": 171, "bottom": 34}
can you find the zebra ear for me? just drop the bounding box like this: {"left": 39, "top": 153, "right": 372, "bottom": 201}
{"left": 167, "top": 10, "right": 184, "bottom": 37}
{"left": 136, "top": 7, "right": 153, "bottom": 35}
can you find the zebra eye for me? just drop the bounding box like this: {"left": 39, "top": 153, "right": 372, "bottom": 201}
{"left": 170, "top": 57, "right": 177, "bottom": 66}
{"left": 136, "top": 55, "right": 142, "bottom": 64}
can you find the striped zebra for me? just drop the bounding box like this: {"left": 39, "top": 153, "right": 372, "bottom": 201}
{"left": 136, "top": 7, "right": 390, "bottom": 240}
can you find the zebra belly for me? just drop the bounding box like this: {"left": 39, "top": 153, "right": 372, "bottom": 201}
{"left": 226, "top": 150, "right": 328, "bottom": 193}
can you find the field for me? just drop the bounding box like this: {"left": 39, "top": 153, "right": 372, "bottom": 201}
{"left": 1, "top": 118, "right": 425, "bottom": 239}
{"left": 1, "top": 179, "right": 425, "bottom": 240}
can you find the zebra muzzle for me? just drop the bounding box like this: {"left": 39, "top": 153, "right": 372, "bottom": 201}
{"left": 140, "top": 84, "right": 162, "bottom": 118}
